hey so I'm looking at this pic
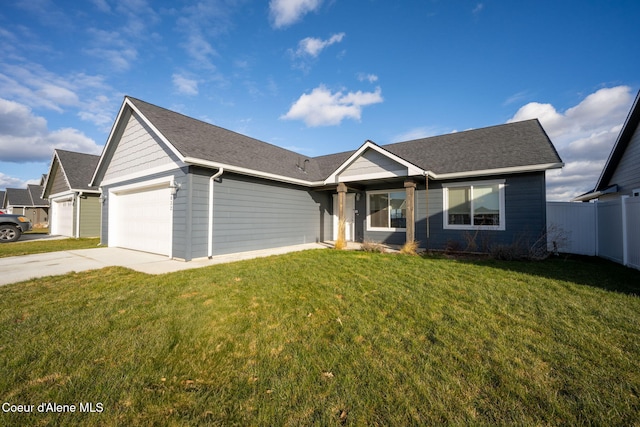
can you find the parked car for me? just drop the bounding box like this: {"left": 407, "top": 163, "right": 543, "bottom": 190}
{"left": 0, "top": 214, "right": 33, "bottom": 242}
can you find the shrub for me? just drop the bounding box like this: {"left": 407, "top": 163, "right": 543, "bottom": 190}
{"left": 361, "top": 240, "right": 386, "bottom": 253}
{"left": 400, "top": 240, "right": 419, "bottom": 255}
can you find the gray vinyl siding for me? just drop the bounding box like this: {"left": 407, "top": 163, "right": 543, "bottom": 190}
{"left": 608, "top": 124, "right": 640, "bottom": 197}
{"left": 210, "top": 173, "right": 329, "bottom": 256}
{"left": 51, "top": 165, "right": 69, "bottom": 195}
{"left": 103, "top": 111, "right": 181, "bottom": 183}
{"left": 351, "top": 172, "right": 547, "bottom": 251}
{"left": 78, "top": 195, "right": 101, "bottom": 237}
{"left": 421, "top": 172, "right": 547, "bottom": 251}
{"left": 339, "top": 149, "right": 406, "bottom": 179}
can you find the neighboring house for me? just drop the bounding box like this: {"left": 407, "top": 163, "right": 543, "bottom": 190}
{"left": 3, "top": 185, "right": 49, "bottom": 225}
{"left": 90, "top": 96, "right": 563, "bottom": 260}
{"left": 574, "top": 90, "right": 640, "bottom": 202}
{"left": 42, "top": 149, "right": 101, "bottom": 237}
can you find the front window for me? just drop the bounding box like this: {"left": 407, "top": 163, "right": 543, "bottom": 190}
{"left": 368, "top": 190, "right": 406, "bottom": 230}
{"left": 444, "top": 180, "right": 505, "bottom": 230}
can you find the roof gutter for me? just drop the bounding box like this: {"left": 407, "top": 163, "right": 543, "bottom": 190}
{"left": 184, "top": 157, "right": 324, "bottom": 187}
{"left": 425, "top": 162, "right": 564, "bottom": 180}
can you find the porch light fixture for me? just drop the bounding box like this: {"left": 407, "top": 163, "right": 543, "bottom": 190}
{"left": 170, "top": 183, "right": 181, "bottom": 196}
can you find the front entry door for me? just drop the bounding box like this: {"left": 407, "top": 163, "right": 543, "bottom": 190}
{"left": 332, "top": 193, "right": 355, "bottom": 241}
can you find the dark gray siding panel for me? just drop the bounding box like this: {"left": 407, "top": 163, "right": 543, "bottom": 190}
{"left": 334, "top": 173, "right": 547, "bottom": 252}
{"left": 424, "top": 172, "right": 547, "bottom": 251}
{"left": 211, "top": 174, "right": 329, "bottom": 256}
{"left": 608, "top": 125, "right": 640, "bottom": 196}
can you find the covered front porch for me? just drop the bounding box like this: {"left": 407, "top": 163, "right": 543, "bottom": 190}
{"left": 328, "top": 178, "right": 421, "bottom": 247}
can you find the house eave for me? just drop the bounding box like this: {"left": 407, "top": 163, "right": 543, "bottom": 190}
{"left": 183, "top": 157, "right": 324, "bottom": 187}
{"left": 324, "top": 140, "right": 424, "bottom": 185}
{"left": 571, "top": 184, "right": 618, "bottom": 202}
{"left": 426, "top": 162, "right": 564, "bottom": 180}
{"left": 90, "top": 97, "right": 187, "bottom": 187}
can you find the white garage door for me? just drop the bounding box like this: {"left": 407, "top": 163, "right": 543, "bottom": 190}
{"left": 109, "top": 183, "right": 172, "bottom": 256}
{"left": 51, "top": 198, "right": 74, "bottom": 237}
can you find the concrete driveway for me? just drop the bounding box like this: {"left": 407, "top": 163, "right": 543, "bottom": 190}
{"left": 0, "top": 244, "right": 325, "bottom": 286}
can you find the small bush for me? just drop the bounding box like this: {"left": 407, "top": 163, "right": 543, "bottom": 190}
{"left": 400, "top": 240, "right": 419, "bottom": 255}
{"left": 445, "top": 240, "right": 462, "bottom": 254}
{"left": 334, "top": 238, "right": 347, "bottom": 250}
{"left": 361, "top": 240, "right": 386, "bottom": 253}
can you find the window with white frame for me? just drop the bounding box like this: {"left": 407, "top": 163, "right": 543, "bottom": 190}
{"left": 443, "top": 180, "right": 505, "bottom": 230}
{"left": 367, "top": 190, "right": 406, "bottom": 231}
{"left": 632, "top": 188, "right": 640, "bottom": 197}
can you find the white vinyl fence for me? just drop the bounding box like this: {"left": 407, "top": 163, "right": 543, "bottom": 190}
{"left": 547, "top": 197, "right": 640, "bottom": 270}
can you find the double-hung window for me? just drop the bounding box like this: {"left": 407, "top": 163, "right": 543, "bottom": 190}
{"left": 443, "top": 180, "right": 505, "bottom": 230}
{"left": 367, "top": 190, "right": 406, "bottom": 231}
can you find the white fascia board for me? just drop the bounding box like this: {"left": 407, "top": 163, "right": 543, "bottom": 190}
{"left": 90, "top": 101, "right": 130, "bottom": 187}
{"left": 100, "top": 161, "right": 186, "bottom": 187}
{"left": 90, "top": 97, "right": 187, "bottom": 187}
{"left": 126, "top": 99, "right": 186, "bottom": 162}
{"left": 571, "top": 193, "right": 599, "bottom": 202}
{"left": 49, "top": 190, "right": 77, "bottom": 200}
{"left": 69, "top": 188, "right": 101, "bottom": 195}
{"left": 183, "top": 157, "right": 324, "bottom": 187}
{"left": 337, "top": 170, "right": 410, "bottom": 183}
{"left": 428, "top": 162, "right": 564, "bottom": 180}
{"left": 41, "top": 151, "right": 59, "bottom": 199}
{"left": 324, "top": 141, "right": 425, "bottom": 185}
{"left": 109, "top": 175, "right": 175, "bottom": 195}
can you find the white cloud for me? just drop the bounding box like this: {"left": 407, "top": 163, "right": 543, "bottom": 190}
{"left": 90, "top": 0, "right": 111, "bottom": 13}
{"left": 281, "top": 85, "right": 383, "bottom": 127}
{"left": 296, "top": 33, "right": 345, "bottom": 57}
{"left": 473, "top": 3, "right": 485, "bottom": 14}
{"left": 391, "top": 127, "right": 439, "bottom": 143}
{"left": 270, "top": 0, "right": 322, "bottom": 28}
{"left": 0, "top": 172, "right": 37, "bottom": 190}
{"left": 183, "top": 33, "right": 218, "bottom": 70}
{"left": 357, "top": 73, "right": 379, "bottom": 83}
{"left": 0, "top": 98, "right": 102, "bottom": 163}
{"left": 508, "top": 86, "right": 635, "bottom": 201}
{"left": 85, "top": 47, "right": 138, "bottom": 72}
{"left": 172, "top": 74, "right": 199, "bottom": 96}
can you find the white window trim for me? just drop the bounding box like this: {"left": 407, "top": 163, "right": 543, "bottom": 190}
{"left": 632, "top": 188, "right": 640, "bottom": 197}
{"left": 443, "top": 179, "right": 506, "bottom": 231}
{"left": 366, "top": 189, "right": 407, "bottom": 232}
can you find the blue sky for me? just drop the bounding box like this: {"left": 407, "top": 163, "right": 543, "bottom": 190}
{"left": 1, "top": 0, "right": 638, "bottom": 201}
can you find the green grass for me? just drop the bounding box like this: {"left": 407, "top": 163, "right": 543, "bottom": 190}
{"left": 0, "top": 251, "right": 639, "bottom": 426}
{"left": 0, "top": 238, "right": 100, "bottom": 258}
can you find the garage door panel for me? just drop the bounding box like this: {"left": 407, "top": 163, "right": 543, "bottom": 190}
{"left": 109, "top": 184, "right": 172, "bottom": 256}
{"left": 52, "top": 199, "right": 74, "bottom": 237}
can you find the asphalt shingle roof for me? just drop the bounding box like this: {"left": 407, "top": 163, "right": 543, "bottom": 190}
{"left": 126, "top": 97, "right": 562, "bottom": 183}
{"left": 5, "top": 186, "right": 48, "bottom": 207}
{"left": 55, "top": 149, "right": 100, "bottom": 191}
{"left": 381, "top": 120, "right": 562, "bottom": 175}
{"left": 129, "top": 97, "right": 325, "bottom": 181}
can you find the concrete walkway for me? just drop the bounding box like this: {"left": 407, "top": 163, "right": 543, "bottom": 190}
{"left": 0, "top": 243, "right": 326, "bottom": 286}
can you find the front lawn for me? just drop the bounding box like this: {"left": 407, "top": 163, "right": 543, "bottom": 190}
{"left": 0, "top": 237, "right": 100, "bottom": 258}
{"left": 0, "top": 251, "right": 638, "bottom": 425}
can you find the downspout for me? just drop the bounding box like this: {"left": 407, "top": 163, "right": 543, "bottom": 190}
{"left": 208, "top": 168, "right": 224, "bottom": 258}
{"left": 424, "top": 171, "right": 430, "bottom": 250}
{"left": 76, "top": 192, "right": 83, "bottom": 238}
